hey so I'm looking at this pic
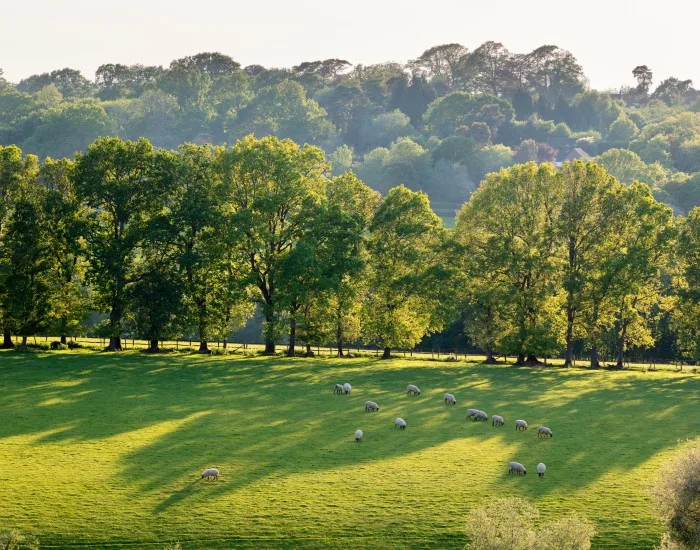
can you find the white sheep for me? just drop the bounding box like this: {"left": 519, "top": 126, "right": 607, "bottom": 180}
{"left": 365, "top": 401, "right": 380, "bottom": 412}
{"left": 515, "top": 419, "right": 528, "bottom": 431}
{"left": 468, "top": 409, "right": 488, "bottom": 422}
{"left": 492, "top": 415, "right": 505, "bottom": 426}
{"left": 537, "top": 463, "right": 546, "bottom": 477}
{"left": 467, "top": 408, "right": 478, "bottom": 419}
{"left": 343, "top": 383, "right": 352, "bottom": 394}
{"left": 394, "top": 417, "right": 406, "bottom": 429}
{"left": 537, "top": 426, "right": 553, "bottom": 438}
{"left": 508, "top": 462, "right": 526, "bottom": 475}
{"left": 355, "top": 429, "right": 363, "bottom": 442}
{"left": 333, "top": 383, "right": 344, "bottom": 394}
{"left": 407, "top": 384, "right": 421, "bottom": 395}
{"left": 477, "top": 410, "right": 488, "bottom": 421}
{"left": 201, "top": 468, "right": 219, "bottom": 480}
{"left": 444, "top": 393, "right": 457, "bottom": 405}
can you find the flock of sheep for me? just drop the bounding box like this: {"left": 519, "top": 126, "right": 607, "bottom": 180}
{"left": 199, "top": 380, "right": 552, "bottom": 482}
{"left": 341, "top": 382, "right": 551, "bottom": 479}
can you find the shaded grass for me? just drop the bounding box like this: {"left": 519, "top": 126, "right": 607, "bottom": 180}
{"left": 0, "top": 351, "right": 698, "bottom": 548}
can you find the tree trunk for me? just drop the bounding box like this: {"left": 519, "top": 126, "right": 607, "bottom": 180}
{"left": 60, "top": 335, "right": 67, "bottom": 345}
{"left": 222, "top": 340, "right": 227, "bottom": 349}
{"left": 287, "top": 315, "right": 296, "bottom": 357}
{"left": 149, "top": 339, "right": 159, "bottom": 353}
{"left": 590, "top": 345, "right": 601, "bottom": 369}
{"left": 1, "top": 330, "right": 13, "bottom": 349}
{"left": 262, "top": 302, "right": 276, "bottom": 355}
{"left": 336, "top": 322, "right": 344, "bottom": 357}
{"left": 305, "top": 344, "right": 315, "bottom": 357}
{"left": 108, "top": 336, "right": 122, "bottom": 351}
{"left": 564, "top": 235, "right": 576, "bottom": 368}
{"left": 526, "top": 354, "right": 542, "bottom": 366}
{"left": 485, "top": 350, "right": 497, "bottom": 364}
{"left": 21, "top": 335, "right": 28, "bottom": 347}
{"left": 198, "top": 340, "right": 210, "bottom": 354}
{"left": 616, "top": 319, "right": 627, "bottom": 369}
{"left": 515, "top": 354, "right": 526, "bottom": 366}
{"left": 564, "top": 335, "right": 574, "bottom": 368}
{"left": 382, "top": 347, "right": 391, "bottom": 359}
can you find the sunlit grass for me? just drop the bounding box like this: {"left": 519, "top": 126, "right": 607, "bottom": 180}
{"left": 0, "top": 351, "right": 698, "bottom": 548}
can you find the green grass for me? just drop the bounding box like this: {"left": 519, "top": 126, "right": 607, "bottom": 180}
{"left": 0, "top": 351, "right": 698, "bottom": 548}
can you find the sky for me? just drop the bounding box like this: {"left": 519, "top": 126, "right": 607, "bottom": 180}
{"left": 1, "top": 0, "right": 696, "bottom": 91}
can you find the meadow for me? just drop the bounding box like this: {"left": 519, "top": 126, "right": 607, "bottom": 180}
{"left": 0, "top": 350, "right": 698, "bottom": 549}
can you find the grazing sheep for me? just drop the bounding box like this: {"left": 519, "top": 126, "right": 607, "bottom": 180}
{"left": 515, "top": 419, "right": 528, "bottom": 431}
{"left": 508, "top": 462, "right": 526, "bottom": 475}
{"left": 201, "top": 468, "right": 219, "bottom": 481}
{"left": 343, "top": 383, "right": 352, "bottom": 394}
{"left": 537, "top": 426, "right": 553, "bottom": 438}
{"left": 355, "top": 429, "right": 363, "bottom": 442}
{"left": 467, "top": 408, "right": 478, "bottom": 419}
{"left": 444, "top": 393, "right": 457, "bottom": 405}
{"left": 333, "top": 383, "right": 344, "bottom": 394}
{"left": 537, "top": 463, "right": 546, "bottom": 477}
{"left": 394, "top": 417, "right": 406, "bottom": 429}
{"left": 407, "top": 384, "right": 421, "bottom": 395}
{"left": 365, "top": 401, "right": 380, "bottom": 412}
{"left": 492, "top": 415, "right": 505, "bottom": 426}
{"left": 468, "top": 409, "right": 488, "bottom": 421}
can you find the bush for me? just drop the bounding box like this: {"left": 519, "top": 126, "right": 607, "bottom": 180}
{"left": 0, "top": 529, "right": 39, "bottom": 550}
{"left": 67, "top": 341, "right": 83, "bottom": 349}
{"left": 50, "top": 341, "right": 68, "bottom": 350}
{"left": 651, "top": 441, "right": 700, "bottom": 549}
{"left": 465, "top": 497, "right": 595, "bottom": 550}
{"left": 210, "top": 348, "right": 227, "bottom": 355}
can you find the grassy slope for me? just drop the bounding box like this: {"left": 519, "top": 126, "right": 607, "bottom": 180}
{"left": 0, "top": 351, "right": 698, "bottom": 549}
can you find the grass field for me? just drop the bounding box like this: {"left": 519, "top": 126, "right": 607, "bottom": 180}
{"left": 1, "top": 351, "right": 699, "bottom": 549}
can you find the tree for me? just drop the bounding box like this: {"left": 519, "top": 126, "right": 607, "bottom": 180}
{"left": 526, "top": 46, "right": 585, "bottom": 102}
{"left": 456, "top": 162, "right": 564, "bottom": 365}
{"left": 424, "top": 92, "right": 513, "bottom": 138}
{"left": 158, "top": 66, "right": 212, "bottom": 110}
{"left": 40, "top": 158, "right": 90, "bottom": 344}
{"left": 218, "top": 135, "right": 327, "bottom": 354}
{"left": 651, "top": 442, "right": 700, "bottom": 549}
{"left": 607, "top": 114, "right": 639, "bottom": 144}
{"left": 456, "top": 41, "right": 516, "bottom": 96}
{"left": 596, "top": 149, "right": 666, "bottom": 186}
{"left": 362, "top": 186, "right": 452, "bottom": 358}
{"left": 633, "top": 65, "right": 653, "bottom": 95}
{"left": 74, "top": 137, "right": 168, "bottom": 351}
{"left": 652, "top": 78, "right": 694, "bottom": 106}
{"left": 18, "top": 68, "right": 94, "bottom": 98}
{"left": 672, "top": 209, "right": 700, "bottom": 361}
{"left": 170, "top": 52, "right": 241, "bottom": 81}
{"left": 0, "top": 146, "right": 38, "bottom": 348}
{"left": 409, "top": 44, "right": 468, "bottom": 88}
{"left": 513, "top": 88, "right": 534, "bottom": 120}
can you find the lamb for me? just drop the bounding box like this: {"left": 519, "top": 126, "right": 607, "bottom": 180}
{"left": 394, "top": 417, "right": 406, "bottom": 429}
{"left": 365, "top": 401, "right": 380, "bottom": 412}
{"left": 343, "top": 383, "right": 352, "bottom": 394}
{"left": 515, "top": 419, "right": 528, "bottom": 431}
{"left": 333, "top": 383, "right": 344, "bottom": 394}
{"left": 407, "top": 384, "right": 421, "bottom": 395}
{"left": 201, "top": 468, "right": 219, "bottom": 481}
{"left": 492, "top": 415, "right": 505, "bottom": 426}
{"left": 508, "top": 462, "right": 526, "bottom": 475}
{"left": 355, "top": 429, "right": 363, "bottom": 442}
{"left": 537, "top": 463, "right": 546, "bottom": 477}
{"left": 444, "top": 393, "right": 457, "bottom": 405}
{"left": 537, "top": 426, "right": 553, "bottom": 438}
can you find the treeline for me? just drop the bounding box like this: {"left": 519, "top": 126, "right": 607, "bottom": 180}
{"left": 2, "top": 46, "right": 700, "bottom": 213}
{"left": 1, "top": 136, "right": 699, "bottom": 365}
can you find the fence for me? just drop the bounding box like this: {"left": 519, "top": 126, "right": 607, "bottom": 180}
{"left": 7, "top": 335, "right": 697, "bottom": 373}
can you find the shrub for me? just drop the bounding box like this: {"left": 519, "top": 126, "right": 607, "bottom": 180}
{"left": 651, "top": 441, "right": 700, "bottom": 549}
{"left": 67, "top": 341, "right": 83, "bottom": 349}
{"left": 163, "top": 543, "right": 182, "bottom": 550}
{"left": 50, "top": 341, "right": 68, "bottom": 350}
{"left": 210, "top": 348, "right": 227, "bottom": 356}
{"left": 465, "top": 497, "right": 595, "bottom": 550}
{"left": 0, "top": 529, "right": 39, "bottom": 550}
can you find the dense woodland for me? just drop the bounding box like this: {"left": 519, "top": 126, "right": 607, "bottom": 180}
{"left": 2, "top": 44, "right": 700, "bottom": 214}
{"left": 1, "top": 44, "right": 700, "bottom": 365}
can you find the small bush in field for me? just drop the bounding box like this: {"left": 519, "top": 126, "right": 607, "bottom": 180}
{"left": 211, "top": 348, "right": 227, "bottom": 356}
{"left": 163, "top": 543, "right": 182, "bottom": 550}
{"left": 67, "top": 341, "right": 83, "bottom": 349}
{"left": 50, "top": 342, "right": 68, "bottom": 350}
{"left": 0, "top": 529, "right": 39, "bottom": 550}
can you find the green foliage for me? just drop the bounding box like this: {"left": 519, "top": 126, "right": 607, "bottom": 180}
{"left": 0, "top": 529, "right": 39, "bottom": 550}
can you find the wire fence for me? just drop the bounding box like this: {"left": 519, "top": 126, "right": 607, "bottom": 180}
{"left": 7, "top": 335, "right": 698, "bottom": 373}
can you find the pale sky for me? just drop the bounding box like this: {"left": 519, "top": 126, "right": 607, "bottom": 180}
{"left": 1, "top": 0, "right": 696, "bottom": 91}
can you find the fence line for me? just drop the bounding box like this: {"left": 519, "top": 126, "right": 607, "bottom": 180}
{"left": 6, "top": 335, "right": 696, "bottom": 373}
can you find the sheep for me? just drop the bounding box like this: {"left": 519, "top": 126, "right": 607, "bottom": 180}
{"left": 355, "top": 429, "right": 363, "bottom": 442}
{"left": 444, "top": 393, "right": 457, "bottom": 405}
{"left": 333, "top": 383, "right": 344, "bottom": 394}
{"left": 407, "top": 384, "right": 421, "bottom": 395}
{"left": 537, "top": 426, "right": 553, "bottom": 438}
{"left": 201, "top": 468, "right": 219, "bottom": 481}
{"left": 343, "top": 383, "right": 352, "bottom": 394}
{"left": 492, "top": 415, "right": 505, "bottom": 426}
{"left": 537, "top": 463, "right": 546, "bottom": 477}
{"left": 515, "top": 419, "right": 528, "bottom": 431}
{"left": 365, "top": 401, "right": 380, "bottom": 412}
{"left": 468, "top": 409, "right": 488, "bottom": 421}
{"left": 394, "top": 417, "right": 406, "bottom": 429}
{"left": 476, "top": 410, "right": 488, "bottom": 421}
{"left": 508, "top": 462, "right": 526, "bottom": 475}
{"left": 467, "top": 408, "right": 478, "bottom": 419}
